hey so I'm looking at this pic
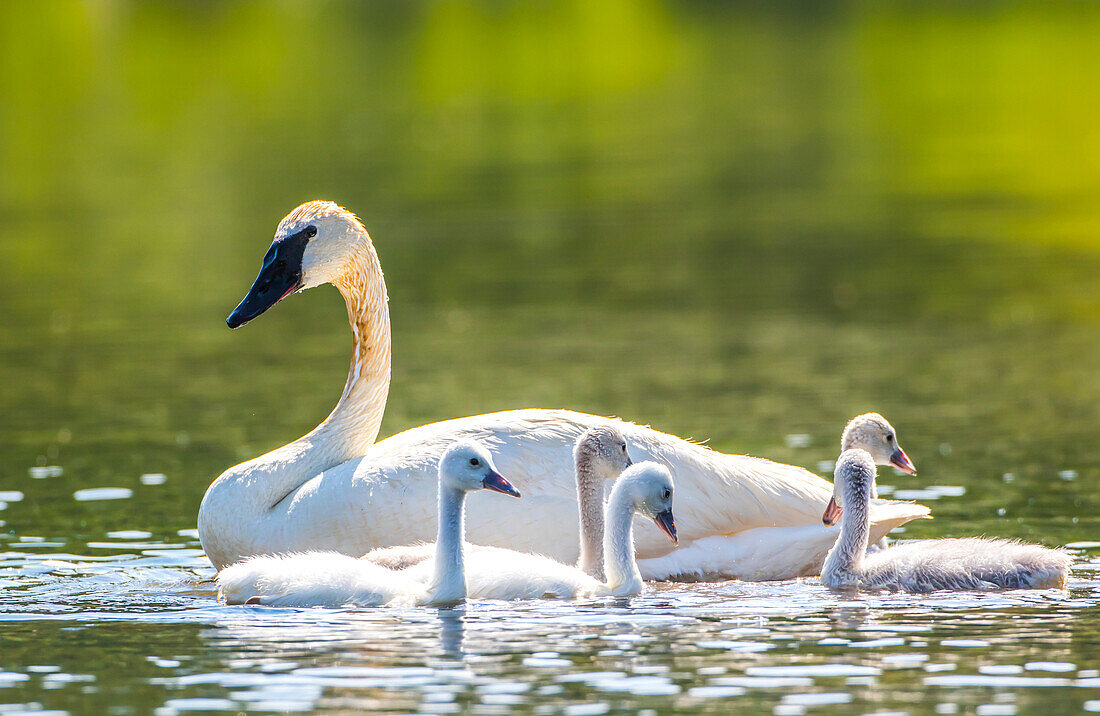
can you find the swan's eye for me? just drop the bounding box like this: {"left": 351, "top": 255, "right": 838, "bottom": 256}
{"left": 304, "top": 225, "right": 317, "bottom": 239}
{"left": 469, "top": 458, "right": 480, "bottom": 467}
{"left": 663, "top": 489, "right": 671, "bottom": 499}
{"left": 621, "top": 443, "right": 627, "bottom": 452}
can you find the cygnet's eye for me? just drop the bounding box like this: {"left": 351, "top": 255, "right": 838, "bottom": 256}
{"left": 304, "top": 225, "right": 317, "bottom": 239}
{"left": 663, "top": 489, "right": 671, "bottom": 499}
{"left": 885, "top": 433, "right": 894, "bottom": 443}
{"left": 469, "top": 458, "right": 480, "bottom": 467}
{"left": 621, "top": 443, "right": 628, "bottom": 452}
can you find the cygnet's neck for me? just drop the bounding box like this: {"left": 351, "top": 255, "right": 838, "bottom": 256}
{"left": 426, "top": 480, "right": 468, "bottom": 605}
{"left": 602, "top": 482, "right": 643, "bottom": 595}
{"left": 823, "top": 472, "right": 871, "bottom": 579}
{"left": 575, "top": 453, "right": 607, "bottom": 580}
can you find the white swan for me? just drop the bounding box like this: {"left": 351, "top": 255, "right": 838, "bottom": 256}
{"left": 361, "top": 425, "right": 633, "bottom": 579}
{"left": 822, "top": 449, "right": 1071, "bottom": 591}
{"left": 216, "top": 440, "right": 520, "bottom": 607}
{"left": 197, "top": 200, "right": 930, "bottom": 581}
{"left": 402, "top": 460, "right": 678, "bottom": 600}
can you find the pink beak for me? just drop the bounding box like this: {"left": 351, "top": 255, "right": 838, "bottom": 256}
{"left": 822, "top": 497, "right": 842, "bottom": 526}
{"left": 890, "top": 447, "right": 917, "bottom": 475}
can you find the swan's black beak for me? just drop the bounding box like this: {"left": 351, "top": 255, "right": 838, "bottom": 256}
{"left": 482, "top": 470, "right": 521, "bottom": 498}
{"left": 889, "top": 447, "right": 917, "bottom": 476}
{"left": 226, "top": 230, "right": 311, "bottom": 329}
{"left": 653, "top": 509, "right": 677, "bottom": 543}
{"left": 822, "top": 497, "right": 842, "bottom": 526}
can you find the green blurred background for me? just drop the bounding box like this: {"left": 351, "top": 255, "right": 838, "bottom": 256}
{"left": 1, "top": 0, "right": 1098, "bottom": 545}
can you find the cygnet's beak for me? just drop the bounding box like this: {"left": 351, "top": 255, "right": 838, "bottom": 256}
{"left": 889, "top": 447, "right": 917, "bottom": 475}
{"left": 653, "top": 509, "right": 677, "bottom": 543}
{"left": 822, "top": 497, "right": 842, "bottom": 526}
{"left": 226, "top": 230, "right": 310, "bottom": 329}
{"left": 482, "top": 470, "right": 521, "bottom": 498}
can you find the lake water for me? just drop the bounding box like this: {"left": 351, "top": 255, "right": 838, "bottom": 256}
{"left": 2, "top": 1, "right": 1099, "bottom": 713}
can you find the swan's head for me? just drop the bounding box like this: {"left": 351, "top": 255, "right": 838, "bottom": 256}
{"left": 574, "top": 426, "right": 633, "bottom": 479}
{"left": 841, "top": 412, "right": 916, "bottom": 476}
{"left": 823, "top": 448, "right": 876, "bottom": 526}
{"left": 618, "top": 462, "right": 677, "bottom": 543}
{"left": 439, "top": 440, "right": 521, "bottom": 497}
{"left": 227, "top": 200, "right": 372, "bottom": 328}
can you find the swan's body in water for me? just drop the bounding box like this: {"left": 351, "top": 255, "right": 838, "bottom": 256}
{"left": 822, "top": 449, "right": 1070, "bottom": 592}
{"left": 217, "top": 441, "right": 520, "bottom": 607}
{"left": 197, "top": 200, "right": 930, "bottom": 581}
{"left": 363, "top": 425, "right": 632, "bottom": 579}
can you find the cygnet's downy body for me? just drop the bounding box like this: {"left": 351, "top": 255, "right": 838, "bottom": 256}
{"left": 822, "top": 449, "right": 1070, "bottom": 592}
{"left": 216, "top": 441, "right": 520, "bottom": 607}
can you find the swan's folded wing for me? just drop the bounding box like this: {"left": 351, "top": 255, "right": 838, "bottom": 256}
{"left": 867, "top": 498, "right": 932, "bottom": 536}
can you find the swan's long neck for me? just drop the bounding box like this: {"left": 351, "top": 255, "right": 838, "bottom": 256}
{"left": 602, "top": 484, "right": 643, "bottom": 595}
{"left": 426, "top": 483, "right": 467, "bottom": 605}
{"left": 313, "top": 244, "right": 392, "bottom": 460}
{"left": 198, "top": 239, "right": 391, "bottom": 569}
{"left": 822, "top": 475, "right": 870, "bottom": 579}
{"left": 575, "top": 455, "right": 606, "bottom": 580}
{"left": 262, "top": 243, "right": 390, "bottom": 478}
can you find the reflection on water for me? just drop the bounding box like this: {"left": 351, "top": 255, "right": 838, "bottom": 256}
{"left": 2, "top": 0, "right": 1099, "bottom": 713}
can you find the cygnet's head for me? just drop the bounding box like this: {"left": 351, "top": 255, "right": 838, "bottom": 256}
{"left": 574, "top": 426, "right": 633, "bottom": 478}
{"left": 823, "top": 448, "right": 876, "bottom": 526}
{"left": 841, "top": 413, "right": 916, "bottom": 475}
{"left": 618, "top": 462, "right": 677, "bottom": 543}
{"left": 227, "top": 200, "right": 372, "bottom": 328}
{"left": 439, "top": 440, "right": 521, "bottom": 497}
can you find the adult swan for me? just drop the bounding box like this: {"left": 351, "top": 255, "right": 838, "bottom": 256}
{"left": 198, "top": 201, "right": 928, "bottom": 581}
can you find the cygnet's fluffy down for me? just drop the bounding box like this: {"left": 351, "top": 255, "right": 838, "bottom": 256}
{"left": 823, "top": 448, "right": 1070, "bottom": 592}
{"left": 219, "top": 551, "right": 425, "bottom": 607}
{"left": 851, "top": 537, "right": 1070, "bottom": 591}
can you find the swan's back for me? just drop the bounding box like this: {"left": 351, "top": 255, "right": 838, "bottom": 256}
{"left": 859, "top": 538, "right": 1070, "bottom": 592}
{"left": 219, "top": 552, "right": 422, "bottom": 607}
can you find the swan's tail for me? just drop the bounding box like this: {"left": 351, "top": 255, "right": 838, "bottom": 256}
{"left": 218, "top": 552, "right": 406, "bottom": 607}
